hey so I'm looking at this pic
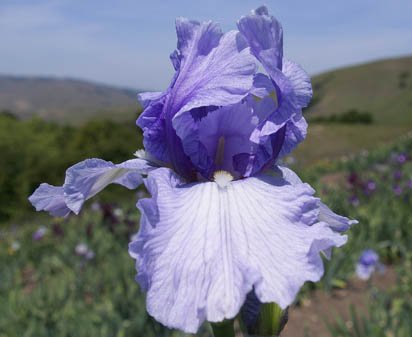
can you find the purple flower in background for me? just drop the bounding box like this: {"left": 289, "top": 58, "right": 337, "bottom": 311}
{"left": 28, "top": 6, "right": 355, "bottom": 334}
{"left": 85, "top": 250, "right": 95, "bottom": 260}
{"left": 347, "top": 172, "right": 359, "bottom": 187}
{"left": 393, "top": 185, "right": 403, "bottom": 196}
{"left": 393, "top": 170, "right": 402, "bottom": 181}
{"left": 407, "top": 179, "right": 412, "bottom": 189}
{"left": 349, "top": 195, "right": 360, "bottom": 207}
{"left": 52, "top": 223, "right": 65, "bottom": 237}
{"left": 356, "top": 249, "right": 384, "bottom": 280}
{"left": 32, "top": 226, "right": 47, "bottom": 241}
{"left": 364, "top": 179, "right": 376, "bottom": 196}
{"left": 397, "top": 153, "right": 407, "bottom": 164}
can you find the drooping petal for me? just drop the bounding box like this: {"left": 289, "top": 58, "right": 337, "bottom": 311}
{"left": 29, "top": 158, "right": 154, "bottom": 216}
{"left": 129, "top": 168, "right": 346, "bottom": 333}
{"left": 28, "top": 184, "right": 71, "bottom": 217}
{"left": 278, "top": 166, "right": 357, "bottom": 233}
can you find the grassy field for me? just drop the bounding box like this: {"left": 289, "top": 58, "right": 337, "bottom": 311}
{"left": 2, "top": 134, "right": 412, "bottom": 337}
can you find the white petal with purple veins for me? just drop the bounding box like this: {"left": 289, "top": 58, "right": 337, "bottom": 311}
{"left": 129, "top": 168, "right": 346, "bottom": 333}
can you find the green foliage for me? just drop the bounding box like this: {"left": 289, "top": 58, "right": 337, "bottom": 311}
{"left": 327, "top": 256, "right": 412, "bottom": 337}
{"left": 0, "top": 209, "right": 183, "bottom": 337}
{"left": 0, "top": 115, "right": 141, "bottom": 221}
{"left": 309, "top": 109, "right": 373, "bottom": 124}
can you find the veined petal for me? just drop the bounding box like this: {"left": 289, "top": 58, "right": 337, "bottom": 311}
{"left": 129, "top": 168, "right": 346, "bottom": 333}
{"left": 278, "top": 166, "right": 357, "bottom": 233}
{"left": 282, "top": 58, "right": 312, "bottom": 109}
{"left": 237, "top": 6, "right": 283, "bottom": 71}
{"left": 279, "top": 113, "right": 308, "bottom": 157}
{"left": 137, "top": 91, "right": 164, "bottom": 109}
{"left": 170, "top": 20, "right": 257, "bottom": 118}
{"left": 29, "top": 158, "right": 154, "bottom": 216}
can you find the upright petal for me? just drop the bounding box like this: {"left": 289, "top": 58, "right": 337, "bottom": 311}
{"left": 29, "top": 158, "right": 154, "bottom": 216}
{"left": 170, "top": 20, "right": 256, "bottom": 117}
{"left": 129, "top": 168, "right": 346, "bottom": 333}
{"left": 136, "top": 93, "right": 171, "bottom": 163}
{"left": 166, "top": 20, "right": 256, "bottom": 177}
{"left": 282, "top": 58, "right": 312, "bottom": 109}
{"left": 237, "top": 6, "right": 283, "bottom": 72}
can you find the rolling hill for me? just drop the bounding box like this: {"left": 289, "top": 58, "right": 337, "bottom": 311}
{"left": 294, "top": 55, "right": 412, "bottom": 166}
{"left": 0, "top": 75, "right": 140, "bottom": 124}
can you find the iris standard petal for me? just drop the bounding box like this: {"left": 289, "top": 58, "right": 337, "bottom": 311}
{"left": 170, "top": 21, "right": 256, "bottom": 117}
{"left": 29, "top": 158, "right": 153, "bottom": 216}
{"left": 129, "top": 168, "right": 346, "bottom": 333}
{"left": 237, "top": 5, "right": 283, "bottom": 71}
{"left": 282, "top": 58, "right": 312, "bottom": 109}
{"left": 279, "top": 113, "right": 307, "bottom": 157}
{"left": 169, "top": 23, "right": 257, "bottom": 177}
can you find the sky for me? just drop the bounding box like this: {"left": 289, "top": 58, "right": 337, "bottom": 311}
{"left": 1, "top": 0, "right": 412, "bottom": 90}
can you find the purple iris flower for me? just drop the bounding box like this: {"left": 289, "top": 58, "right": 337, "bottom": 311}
{"left": 348, "top": 195, "right": 360, "bottom": 207}
{"left": 397, "top": 153, "right": 407, "bottom": 164}
{"left": 363, "top": 179, "right": 376, "bottom": 196}
{"left": 393, "top": 170, "right": 402, "bottom": 181}
{"left": 393, "top": 185, "right": 403, "bottom": 196}
{"left": 355, "top": 249, "right": 384, "bottom": 280}
{"left": 32, "top": 226, "right": 47, "bottom": 241}
{"left": 28, "top": 6, "right": 356, "bottom": 334}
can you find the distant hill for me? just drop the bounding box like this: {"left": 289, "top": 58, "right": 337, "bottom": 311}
{"left": 307, "top": 55, "right": 412, "bottom": 125}
{"left": 295, "top": 55, "right": 412, "bottom": 166}
{"left": 0, "top": 75, "right": 140, "bottom": 124}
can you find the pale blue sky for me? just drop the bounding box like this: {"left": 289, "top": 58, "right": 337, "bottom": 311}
{"left": 1, "top": 0, "right": 411, "bottom": 90}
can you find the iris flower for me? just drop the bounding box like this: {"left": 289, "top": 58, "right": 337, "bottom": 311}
{"left": 29, "top": 6, "right": 355, "bottom": 334}
{"left": 355, "top": 249, "right": 384, "bottom": 280}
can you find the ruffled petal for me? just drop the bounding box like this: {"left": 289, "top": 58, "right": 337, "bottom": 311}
{"left": 29, "top": 158, "right": 153, "bottom": 216}
{"left": 237, "top": 6, "right": 283, "bottom": 72}
{"left": 282, "top": 58, "right": 312, "bottom": 109}
{"left": 28, "top": 184, "right": 71, "bottom": 217}
{"left": 129, "top": 168, "right": 346, "bottom": 333}
{"left": 170, "top": 20, "right": 256, "bottom": 118}
{"left": 278, "top": 166, "right": 357, "bottom": 233}
{"left": 279, "top": 113, "right": 308, "bottom": 157}
{"left": 165, "top": 20, "right": 256, "bottom": 178}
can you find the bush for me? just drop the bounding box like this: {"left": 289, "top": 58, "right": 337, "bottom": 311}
{"left": 309, "top": 109, "right": 374, "bottom": 124}
{"left": 0, "top": 114, "right": 142, "bottom": 222}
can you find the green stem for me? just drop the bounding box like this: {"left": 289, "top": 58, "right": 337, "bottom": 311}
{"left": 211, "top": 320, "right": 236, "bottom": 337}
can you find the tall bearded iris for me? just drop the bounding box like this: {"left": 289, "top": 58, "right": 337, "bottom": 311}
{"left": 29, "top": 6, "right": 356, "bottom": 335}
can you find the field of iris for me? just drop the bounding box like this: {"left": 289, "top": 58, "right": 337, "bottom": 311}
{"left": 1, "top": 133, "right": 412, "bottom": 337}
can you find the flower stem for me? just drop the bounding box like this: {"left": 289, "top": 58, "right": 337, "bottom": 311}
{"left": 211, "top": 320, "right": 236, "bottom": 337}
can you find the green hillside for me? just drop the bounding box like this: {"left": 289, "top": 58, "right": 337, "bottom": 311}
{"left": 0, "top": 76, "right": 140, "bottom": 124}
{"left": 295, "top": 55, "right": 412, "bottom": 166}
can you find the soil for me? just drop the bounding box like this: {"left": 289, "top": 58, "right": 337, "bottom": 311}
{"left": 281, "top": 267, "right": 397, "bottom": 337}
